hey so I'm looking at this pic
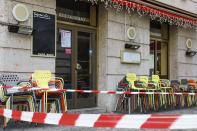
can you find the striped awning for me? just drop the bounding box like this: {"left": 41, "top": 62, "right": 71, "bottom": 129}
{"left": 88, "top": 0, "right": 197, "bottom": 28}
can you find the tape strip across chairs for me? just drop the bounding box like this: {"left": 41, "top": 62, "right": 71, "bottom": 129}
{"left": 3, "top": 87, "right": 197, "bottom": 96}
{"left": 1, "top": 107, "right": 197, "bottom": 129}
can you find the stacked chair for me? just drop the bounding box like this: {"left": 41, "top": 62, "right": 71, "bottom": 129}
{"left": 115, "top": 75, "right": 130, "bottom": 113}
{"left": 0, "top": 70, "right": 67, "bottom": 128}
{"left": 115, "top": 73, "right": 146, "bottom": 113}
{"left": 31, "top": 70, "right": 67, "bottom": 113}
{"left": 0, "top": 74, "right": 35, "bottom": 128}
{"left": 115, "top": 73, "right": 197, "bottom": 114}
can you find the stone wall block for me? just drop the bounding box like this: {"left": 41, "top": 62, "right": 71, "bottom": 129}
{"left": 108, "top": 21, "right": 125, "bottom": 41}
{"left": 0, "top": 48, "right": 4, "bottom": 69}
{"left": 126, "top": 12, "right": 150, "bottom": 29}
{"left": 108, "top": 8, "right": 125, "bottom": 24}
{"left": 105, "top": 75, "right": 125, "bottom": 112}
{"left": 0, "top": 44, "right": 55, "bottom": 73}
{"left": 169, "top": 26, "right": 178, "bottom": 80}
{"left": 98, "top": 5, "right": 109, "bottom": 109}
{"left": 177, "top": 36, "right": 189, "bottom": 50}
{"left": 177, "top": 27, "right": 196, "bottom": 38}
{"left": 177, "top": 63, "right": 197, "bottom": 79}
{"left": 177, "top": 35, "right": 197, "bottom": 50}
{"left": 132, "top": 27, "right": 150, "bottom": 45}
{"left": 107, "top": 39, "right": 124, "bottom": 57}
{"left": 107, "top": 75, "right": 125, "bottom": 91}
{"left": 154, "top": 0, "right": 197, "bottom": 14}
{"left": 107, "top": 57, "right": 149, "bottom": 75}
{"left": 0, "top": 0, "right": 9, "bottom": 22}
{"left": 139, "top": 44, "right": 150, "bottom": 60}
{"left": 13, "top": 0, "right": 56, "bottom": 9}
{"left": 177, "top": 50, "right": 197, "bottom": 64}
{"left": 0, "top": 26, "right": 9, "bottom": 44}
{"left": 0, "top": 30, "right": 31, "bottom": 49}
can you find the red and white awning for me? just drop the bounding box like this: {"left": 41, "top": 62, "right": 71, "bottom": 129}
{"left": 88, "top": 0, "right": 197, "bottom": 28}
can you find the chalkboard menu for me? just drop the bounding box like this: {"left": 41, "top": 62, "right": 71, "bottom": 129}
{"left": 32, "top": 11, "right": 56, "bottom": 57}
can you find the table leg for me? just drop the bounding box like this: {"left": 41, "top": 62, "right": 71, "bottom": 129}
{"left": 42, "top": 93, "right": 45, "bottom": 112}
{"left": 45, "top": 91, "right": 48, "bottom": 113}
{"left": 10, "top": 94, "right": 13, "bottom": 109}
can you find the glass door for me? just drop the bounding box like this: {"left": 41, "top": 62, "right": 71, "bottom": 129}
{"left": 56, "top": 25, "right": 74, "bottom": 109}
{"left": 74, "top": 30, "right": 96, "bottom": 108}
{"left": 56, "top": 24, "right": 96, "bottom": 109}
{"left": 149, "top": 39, "right": 168, "bottom": 79}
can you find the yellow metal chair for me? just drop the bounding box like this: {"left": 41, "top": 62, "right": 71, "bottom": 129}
{"left": 137, "top": 76, "right": 148, "bottom": 88}
{"left": 152, "top": 75, "right": 174, "bottom": 109}
{"left": 138, "top": 76, "right": 157, "bottom": 90}
{"left": 126, "top": 73, "right": 145, "bottom": 113}
{"left": 32, "top": 70, "right": 67, "bottom": 113}
{"left": 138, "top": 76, "right": 159, "bottom": 111}
{"left": 33, "top": 70, "right": 51, "bottom": 88}
{"left": 126, "top": 73, "right": 145, "bottom": 91}
{"left": 151, "top": 75, "right": 160, "bottom": 90}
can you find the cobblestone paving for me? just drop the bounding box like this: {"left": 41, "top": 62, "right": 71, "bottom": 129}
{"left": 1, "top": 107, "right": 197, "bottom": 131}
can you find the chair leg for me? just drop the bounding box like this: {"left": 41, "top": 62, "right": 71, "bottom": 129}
{"left": 3, "top": 105, "right": 6, "bottom": 129}
{"left": 64, "top": 92, "right": 67, "bottom": 112}
{"left": 128, "top": 97, "right": 131, "bottom": 114}
{"left": 42, "top": 94, "right": 45, "bottom": 113}
{"left": 61, "top": 94, "right": 67, "bottom": 113}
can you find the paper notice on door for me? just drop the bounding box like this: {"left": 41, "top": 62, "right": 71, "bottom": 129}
{"left": 61, "top": 30, "right": 71, "bottom": 48}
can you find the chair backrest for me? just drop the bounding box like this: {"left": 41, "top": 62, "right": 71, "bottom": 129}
{"left": 138, "top": 76, "right": 148, "bottom": 84}
{"left": 152, "top": 75, "right": 160, "bottom": 84}
{"left": 126, "top": 73, "right": 136, "bottom": 88}
{"left": 188, "top": 79, "right": 196, "bottom": 90}
{"left": 170, "top": 80, "right": 181, "bottom": 85}
{"left": 138, "top": 76, "right": 149, "bottom": 88}
{"left": 0, "top": 74, "right": 20, "bottom": 86}
{"left": 189, "top": 79, "right": 195, "bottom": 83}
{"left": 170, "top": 80, "right": 180, "bottom": 90}
{"left": 33, "top": 70, "right": 51, "bottom": 88}
{"left": 181, "top": 79, "right": 188, "bottom": 85}
{"left": 118, "top": 76, "right": 128, "bottom": 90}
{"left": 171, "top": 80, "right": 180, "bottom": 85}
{"left": 0, "top": 74, "right": 21, "bottom": 95}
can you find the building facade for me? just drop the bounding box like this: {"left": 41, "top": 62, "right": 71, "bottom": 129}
{"left": 0, "top": 0, "right": 197, "bottom": 111}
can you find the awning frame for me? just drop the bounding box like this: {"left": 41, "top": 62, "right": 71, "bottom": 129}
{"left": 88, "top": 0, "right": 197, "bottom": 28}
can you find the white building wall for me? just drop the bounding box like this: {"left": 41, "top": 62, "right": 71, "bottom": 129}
{"left": 152, "top": 0, "right": 197, "bottom": 14}
{"left": 169, "top": 26, "right": 179, "bottom": 80}
{"left": 98, "top": 1, "right": 197, "bottom": 111}
{"left": 0, "top": 0, "right": 56, "bottom": 79}
{"left": 98, "top": 5, "right": 150, "bottom": 112}
{"left": 169, "top": 26, "right": 197, "bottom": 80}
{"left": 176, "top": 27, "right": 197, "bottom": 80}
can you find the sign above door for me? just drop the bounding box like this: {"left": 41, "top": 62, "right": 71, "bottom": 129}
{"left": 56, "top": 0, "right": 97, "bottom": 26}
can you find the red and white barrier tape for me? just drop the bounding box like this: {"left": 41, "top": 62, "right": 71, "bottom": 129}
{"left": 1, "top": 108, "right": 197, "bottom": 129}
{"left": 2, "top": 86, "right": 197, "bottom": 96}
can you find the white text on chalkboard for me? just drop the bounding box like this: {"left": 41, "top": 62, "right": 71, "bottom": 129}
{"left": 34, "top": 12, "right": 51, "bottom": 20}
{"left": 38, "top": 53, "right": 54, "bottom": 57}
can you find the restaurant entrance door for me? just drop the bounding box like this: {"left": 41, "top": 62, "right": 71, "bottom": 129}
{"left": 149, "top": 39, "right": 168, "bottom": 79}
{"left": 56, "top": 24, "right": 97, "bottom": 109}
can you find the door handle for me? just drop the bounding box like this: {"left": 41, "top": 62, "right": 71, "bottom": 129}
{"left": 75, "top": 63, "right": 82, "bottom": 70}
